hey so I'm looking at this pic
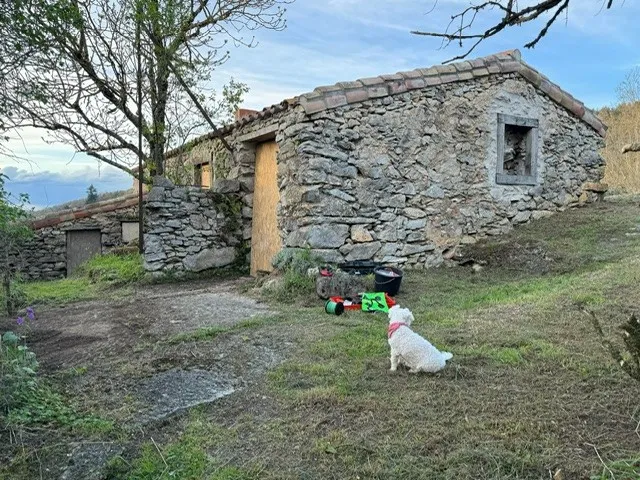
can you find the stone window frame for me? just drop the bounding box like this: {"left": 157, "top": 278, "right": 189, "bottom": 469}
{"left": 496, "top": 113, "right": 539, "bottom": 186}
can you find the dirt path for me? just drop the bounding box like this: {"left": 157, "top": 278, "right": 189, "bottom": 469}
{"left": 1, "top": 278, "right": 297, "bottom": 479}
{"left": 5, "top": 278, "right": 273, "bottom": 370}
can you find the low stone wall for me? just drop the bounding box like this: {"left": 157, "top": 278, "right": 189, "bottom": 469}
{"left": 16, "top": 195, "right": 140, "bottom": 280}
{"left": 143, "top": 180, "right": 244, "bottom": 273}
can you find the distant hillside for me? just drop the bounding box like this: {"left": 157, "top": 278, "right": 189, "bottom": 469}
{"left": 599, "top": 102, "right": 640, "bottom": 192}
{"left": 35, "top": 189, "right": 133, "bottom": 217}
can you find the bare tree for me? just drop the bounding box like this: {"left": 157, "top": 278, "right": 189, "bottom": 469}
{"left": 412, "top": 1, "right": 617, "bottom": 63}
{"left": 0, "top": 0, "right": 289, "bottom": 177}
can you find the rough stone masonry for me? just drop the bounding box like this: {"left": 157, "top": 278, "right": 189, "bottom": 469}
{"left": 160, "top": 50, "right": 606, "bottom": 272}
{"left": 15, "top": 196, "right": 139, "bottom": 280}
{"left": 143, "top": 179, "right": 243, "bottom": 274}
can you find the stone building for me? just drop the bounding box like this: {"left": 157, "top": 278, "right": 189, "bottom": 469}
{"left": 17, "top": 195, "right": 140, "bottom": 279}
{"left": 148, "top": 49, "right": 606, "bottom": 274}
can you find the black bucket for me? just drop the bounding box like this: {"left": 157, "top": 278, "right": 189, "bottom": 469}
{"left": 373, "top": 266, "right": 403, "bottom": 296}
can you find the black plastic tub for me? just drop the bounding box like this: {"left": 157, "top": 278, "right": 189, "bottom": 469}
{"left": 373, "top": 266, "right": 403, "bottom": 296}
{"left": 338, "top": 260, "right": 381, "bottom": 276}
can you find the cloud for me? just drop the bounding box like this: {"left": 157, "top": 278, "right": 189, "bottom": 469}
{"left": 1, "top": 165, "right": 132, "bottom": 209}
{"left": 3, "top": 0, "right": 637, "bottom": 181}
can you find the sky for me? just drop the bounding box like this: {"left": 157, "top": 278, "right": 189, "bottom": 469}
{"left": 2, "top": 0, "right": 638, "bottom": 209}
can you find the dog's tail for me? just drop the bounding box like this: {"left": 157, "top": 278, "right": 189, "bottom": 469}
{"left": 441, "top": 351, "right": 453, "bottom": 361}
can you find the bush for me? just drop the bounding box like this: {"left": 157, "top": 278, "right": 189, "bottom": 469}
{"left": 263, "top": 248, "right": 326, "bottom": 304}
{"left": 75, "top": 253, "right": 145, "bottom": 285}
{"left": 272, "top": 248, "right": 325, "bottom": 275}
{"left": 1, "top": 313, "right": 111, "bottom": 433}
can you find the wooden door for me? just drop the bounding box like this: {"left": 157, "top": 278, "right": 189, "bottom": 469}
{"left": 201, "top": 164, "right": 212, "bottom": 188}
{"left": 251, "top": 141, "right": 281, "bottom": 275}
{"left": 66, "top": 229, "right": 102, "bottom": 275}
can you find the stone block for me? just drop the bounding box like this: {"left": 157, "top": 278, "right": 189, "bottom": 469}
{"left": 405, "top": 219, "right": 427, "bottom": 230}
{"left": 379, "top": 194, "right": 406, "bottom": 208}
{"left": 345, "top": 241, "right": 381, "bottom": 261}
{"left": 404, "top": 207, "right": 426, "bottom": 219}
{"left": 213, "top": 179, "right": 240, "bottom": 193}
{"left": 183, "top": 247, "right": 236, "bottom": 272}
{"left": 401, "top": 244, "right": 435, "bottom": 256}
{"left": 351, "top": 225, "right": 373, "bottom": 243}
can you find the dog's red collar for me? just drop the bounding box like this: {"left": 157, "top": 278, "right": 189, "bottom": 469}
{"left": 388, "top": 322, "right": 407, "bottom": 339}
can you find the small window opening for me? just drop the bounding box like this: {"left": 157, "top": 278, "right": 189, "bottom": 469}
{"left": 504, "top": 124, "right": 532, "bottom": 176}
{"left": 496, "top": 114, "right": 538, "bottom": 185}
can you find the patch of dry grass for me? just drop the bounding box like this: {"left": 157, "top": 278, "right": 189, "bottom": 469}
{"left": 600, "top": 103, "right": 640, "bottom": 192}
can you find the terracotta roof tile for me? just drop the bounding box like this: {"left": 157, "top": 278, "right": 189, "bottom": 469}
{"left": 170, "top": 49, "right": 605, "bottom": 156}
{"left": 32, "top": 194, "right": 142, "bottom": 230}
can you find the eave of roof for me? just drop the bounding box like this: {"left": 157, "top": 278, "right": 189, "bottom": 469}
{"left": 31, "top": 193, "right": 142, "bottom": 230}
{"left": 169, "top": 49, "right": 605, "bottom": 157}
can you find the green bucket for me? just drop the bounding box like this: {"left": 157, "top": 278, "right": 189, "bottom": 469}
{"left": 325, "top": 299, "right": 345, "bottom": 316}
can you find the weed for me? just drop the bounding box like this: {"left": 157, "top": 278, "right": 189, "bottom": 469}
{"left": 0, "top": 332, "right": 38, "bottom": 413}
{"left": 272, "top": 247, "right": 325, "bottom": 275}
{"left": 5, "top": 278, "right": 99, "bottom": 307}
{"left": 262, "top": 269, "right": 316, "bottom": 305}
{"left": 590, "top": 457, "right": 640, "bottom": 480}
{"left": 117, "top": 410, "right": 258, "bottom": 480}
{"left": 6, "top": 383, "right": 114, "bottom": 434}
{"left": 75, "top": 253, "right": 144, "bottom": 285}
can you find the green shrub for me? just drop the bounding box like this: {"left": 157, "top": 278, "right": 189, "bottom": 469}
{"left": 265, "top": 269, "right": 316, "bottom": 304}
{"left": 75, "top": 253, "right": 144, "bottom": 285}
{"left": 1, "top": 324, "right": 110, "bottom": 434}
{"left": 263, "top": 248, "right": 324, "bottom": 304}
{"left": 272, "top": 248, "right": 325, "bottom": 275}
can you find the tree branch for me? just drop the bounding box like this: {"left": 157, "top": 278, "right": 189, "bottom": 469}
{"left": 413, "top": 0, "right": 617, "bottom": 62}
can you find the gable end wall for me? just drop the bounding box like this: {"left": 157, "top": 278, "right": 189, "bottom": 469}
{"left": 276, "top": 73, "right": 605, "bottom": 267}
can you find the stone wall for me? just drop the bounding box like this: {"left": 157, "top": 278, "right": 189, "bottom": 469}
{"left": 277, "top": 73, "right": 605, "bottom": 268}
{"left": 143, "top": 180, "right": 243, "bottom": 273}
{"left": 16, "top": 195, "right": 139, "bottom": 280}
{"left": 168, "top": 67, "right": 605, "bottom": 272}
{"left": 171, "top": 107, "right": 300, "bottom": 251}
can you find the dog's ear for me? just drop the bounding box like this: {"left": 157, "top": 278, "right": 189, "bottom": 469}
{"left": 403, "top": 309, "right": 414, "bottom": 325}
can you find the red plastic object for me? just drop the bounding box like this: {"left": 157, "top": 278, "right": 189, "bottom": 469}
{"left": 320, "top": 268, "right": 333, "bottom": 277}
{"left": 329, "top": 293, "right": 396, "bottom": 311}
{"left": 329, "top": 296, "right": 360, "bottom": 310}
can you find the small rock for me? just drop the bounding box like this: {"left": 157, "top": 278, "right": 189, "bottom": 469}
{"left": 351, "top": 225, "right": 373, "bottom": 243}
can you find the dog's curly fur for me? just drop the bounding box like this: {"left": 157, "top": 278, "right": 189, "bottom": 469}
{"left": 387, "top": 305, "right": 453, "bottom": 373}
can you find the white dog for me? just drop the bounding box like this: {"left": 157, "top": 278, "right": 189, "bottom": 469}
{"left": 387, "top": 305, "right": 453, "bottom": 373}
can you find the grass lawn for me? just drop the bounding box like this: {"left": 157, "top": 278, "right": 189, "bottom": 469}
{"left": 3, "top": 198, "right": 640, "bottom": 479}
{"left": 197, "top": 197, "right": 640, "bottom": 480}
